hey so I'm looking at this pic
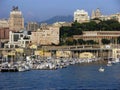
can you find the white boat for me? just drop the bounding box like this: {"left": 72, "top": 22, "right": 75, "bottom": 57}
{"left": 18, "top": 66, "right": 26, "bottom": 72}
{"left": 107, "top": 61, "right": 112, "bottom": 66}
{"left": 99, "top": 67, "right": 104, "bottom": 72}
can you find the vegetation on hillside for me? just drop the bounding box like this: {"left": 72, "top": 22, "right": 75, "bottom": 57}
{"left": 60, "top": 19, "right": 120, "bottom": 45}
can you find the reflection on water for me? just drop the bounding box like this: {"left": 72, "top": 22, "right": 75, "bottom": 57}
{"left": 0, "top": 62, "right": 120, "bottom": 90}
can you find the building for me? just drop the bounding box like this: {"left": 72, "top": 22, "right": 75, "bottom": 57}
{"left": 98, "top": 13, "right": 120, "bottom": 22}
{"left": 112, "top": 48, "right": 120, "bottom": 58}
{"left": 91, "top": 8, "right": 102, "bottom": 19}
{"left": 74, "top": 9, "right": 90, "bottom": 23}
{"left": 26, "top": 22, "right": 39, "bottom": 31}
{"left": 9, "top": 6, "right": 24, "bottom": 32}
{"left": 79, "top": 52, "right": 94, "bottom": 59}
{"left": 91, "top": 8, "right": 120, "bottom": 23}
{"left": 0, "top": 19, "right": 9, "bottom": 28}
{"left": 56, "top": 51, "right": 71, "bottom": 58}
{"left": 4, "top": 31, "right": 31, "bottom": 48}
{"left": 109, "top": 13, "right": 120, "bottom": 23}
{"left": 0, "top": 28, "right": 10, "bottom": 47}
{"left": 31, "top": 26, "right": 59, "bottom": 45}
{"left": 73, "top": 31, "right": 120, "bottom": 45}
{"left": 52, "top": 22, "right": 72, "bottom": 27}
{"left": 34, "top": 50, "right": 51, "bottom": 57}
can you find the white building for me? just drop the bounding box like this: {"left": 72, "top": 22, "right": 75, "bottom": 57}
{"left": 74, "top": 9, "right": 90, "bottom": 23}
{"left": 31, "top": 26, "right": 59, "bottom": 45}
{"left": 52, "top": 22, "right": 72, "bottom": 27}
{"left": 5, "top": 31, "right": 31, "bottom": 48}
{"left": 109, "top": 13, "right": 120, "bottom": 23}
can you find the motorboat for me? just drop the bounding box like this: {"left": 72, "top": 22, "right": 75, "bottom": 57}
{"left": 107, "top": 61, "right": 112, "bottom": 66}
{"left": 99, "top": 67, "right": 104, "bottom": 72}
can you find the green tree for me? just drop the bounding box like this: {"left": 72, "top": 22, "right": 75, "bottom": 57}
{"left": 101, "top": 39, "right": 110, "bottom": 45}
{"left": 78, "top": 39, "right": 85, "bottom": 45}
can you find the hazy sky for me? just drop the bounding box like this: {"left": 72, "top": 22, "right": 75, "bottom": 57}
{"left": 0, "top": 0, "right": 120, "bottom": 22}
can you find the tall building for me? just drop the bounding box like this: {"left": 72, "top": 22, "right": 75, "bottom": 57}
{"left": 9, "top": 6, "right": 24, "bottom": 32}
{"left": 26, "top": 22, "right": 39, "bottom": 31}
{"left": 91, "top": 8, "right": 102, "bottom": 19}
{"left": 74, "top": 9, "right": 90, "bottom": 23}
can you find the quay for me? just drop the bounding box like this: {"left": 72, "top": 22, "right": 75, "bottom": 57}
{"left": 40, "top": 45, "right": 113, "bottom": 59}
{"left": 0, "top": 67, "right": 18, "bottom": 72}
{"left": 0, "top": 45, "right": 116, "bottom": 60}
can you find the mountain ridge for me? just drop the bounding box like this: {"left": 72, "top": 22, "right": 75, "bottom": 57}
{"left": 39, "top": 15, "right": 73, "bottom": 24}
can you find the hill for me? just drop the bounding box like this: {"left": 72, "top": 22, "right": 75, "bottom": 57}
{"left": 40, "top": 15, "right": 73, "bottom": 24}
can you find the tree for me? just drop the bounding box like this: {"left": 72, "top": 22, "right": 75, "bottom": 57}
{"left": 101, "top": 39, "right": 110, "bottom": 45}
{"left": 65, "top": 37, "right": 74, "bottom": 45}
{"left": 78, "top": 39, "right": 85, "bottom": 45}
{"left": 117, "top": 37, "right": 120, "bottom": 44}
{"left": 73, "top": 39, "right": 77, "bottom": 45}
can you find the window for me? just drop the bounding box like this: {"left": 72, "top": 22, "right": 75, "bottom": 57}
{"left": 13, "top": 34, "right": 19, "bottom": 41}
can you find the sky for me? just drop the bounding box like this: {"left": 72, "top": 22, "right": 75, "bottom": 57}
{"left": 0, "top": 0, "right": 120, "bottom": 22}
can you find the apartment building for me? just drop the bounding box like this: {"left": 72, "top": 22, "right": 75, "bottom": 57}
{"left": 5, "top": 31, "right": 31, "bottom": 48}
{"left": 31, "top": 26, "right": 59, "bottom": 45}
{"left": 74, "top": 9, "right": 90, "bottom": 23}
{"left": 26, "top": 22, "right": 39, "bottom": 31}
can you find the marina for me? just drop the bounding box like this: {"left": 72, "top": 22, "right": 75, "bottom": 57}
{"left": 0, "top": 55, "right": 120, "bottom": 72}
{"left": 0, "top": 45, "right": 120, "bottom": 72}
{"left": 0, "top": 62, "right": 120, "bottom": 90}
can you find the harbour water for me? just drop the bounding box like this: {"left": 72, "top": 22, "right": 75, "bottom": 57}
{"left": 0, "top": 62, "right": 120, "bottom": 90}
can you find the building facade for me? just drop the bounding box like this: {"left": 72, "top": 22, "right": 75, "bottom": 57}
{"left": 0, "top": 28, "right": 10, "bottom": 47}
{"left": 91, "top": 8, "right": 102, "bottom": 19}
{"left": 31, "top": 26, "right": 59, "bottom": 45}
{"left": 52, "top": 22, "right": 72, "bottom": 27}
{"left": 9, "top": 6, "right": 24, "bottom": 32}
{"left": 26, "top": 22, "right": 39, "bottom": 31}
{"left": 73, "top": 31, "right": 120, "bottom": 45}
{"left": 0, "top": 19, "right": 9, "bottom": 28}
{"left": 112, "top": 48, "right": 120, "bottom": 58}
{"left": 5, "top": 31, "right": 31, "bottom": 48}
{"left": 74, "top": 9, "right": 90, "bottom": 23}
{"left": 91, "top": 8, "right": 120, "bottom": 23}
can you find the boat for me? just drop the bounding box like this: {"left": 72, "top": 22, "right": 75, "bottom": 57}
{"left": 107, "top": 61, "right": 112, "bottom": 66}
{"left": 99, "top": 67, "right": 104, "bottom": 72}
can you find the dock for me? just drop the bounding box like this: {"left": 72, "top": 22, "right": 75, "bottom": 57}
{"left": 0, "top": 67, "right": 18, "bottom": 72}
